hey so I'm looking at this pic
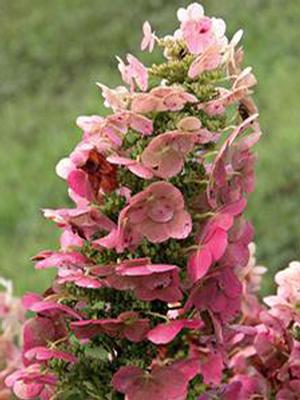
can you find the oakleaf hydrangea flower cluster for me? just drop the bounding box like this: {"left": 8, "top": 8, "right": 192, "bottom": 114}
{"left": 6, "top": 3, "right": 300, "bottom": 399}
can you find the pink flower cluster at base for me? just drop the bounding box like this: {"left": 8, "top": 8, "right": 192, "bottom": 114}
{"left": 0, "top": 278, "right": 25, "bottom": 399}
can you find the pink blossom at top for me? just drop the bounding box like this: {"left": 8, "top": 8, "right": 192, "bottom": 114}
{"left": 71, "top": 312, "right": 150, "bottom": 342}
{"left": 177, "top": 3, "right": 205, "bottom": 23}
{"left": 118, "top": 182, "right": 192, "bottom": 245}
{"left": 112, "top": 361, "right": 198, "bottom": 400}
{"left": 118, "top": 54, "right": 148, "bottom": 92}
{"left": 141, "top": 21, "right": 155, "bottom": 52}
{"left": 177, "top": 4, "right": 227, "bottom": 55}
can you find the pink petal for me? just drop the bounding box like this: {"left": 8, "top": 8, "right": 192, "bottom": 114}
{"left": 112, "top": 366, "right": 143, "bottom": 393}
{"left": 188, "top": 247, "right": 212, "bottom": 283}
{"left": 147, "top": 319, "right": 202, "bottom": 344}
{"left": 201, "top": 351, "right": 224, "bottom": 385}
{"left": 206, "top": 228, "right": 228, "bottom": 261}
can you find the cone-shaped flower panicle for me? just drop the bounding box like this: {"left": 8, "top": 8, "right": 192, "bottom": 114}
{"left": 7, "top": 3, "right": 282, "bottom": 399}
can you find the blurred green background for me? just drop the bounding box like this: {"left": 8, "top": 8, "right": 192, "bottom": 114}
{"left": 0, "top": 0, "right": 299, "bottom": 295}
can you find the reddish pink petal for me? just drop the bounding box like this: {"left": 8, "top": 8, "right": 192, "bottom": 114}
{"left": 147, "top": 319, "right": 202, "bottom": 344}
{"left": 112, "top": 366, "right": 143, "bottom": 393}
{"left": 67, "top": 170, "right": 92, "bottom": 199}
{"left": 188, "top": 247, "right": 212, "bottom": 283}
{"left": 206, "top": 228, "right": 228, "bottom": 261}
{"left": 201, "top": 351, "right": 224, "bottom": 385}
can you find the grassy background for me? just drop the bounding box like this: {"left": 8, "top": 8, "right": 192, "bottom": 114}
{"left": 0, "top": 0, "right": 299, "bottom": 295}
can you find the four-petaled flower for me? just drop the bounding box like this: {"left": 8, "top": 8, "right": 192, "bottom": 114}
{"left": 118, "top": 182, "right": 192, "bottom": 246}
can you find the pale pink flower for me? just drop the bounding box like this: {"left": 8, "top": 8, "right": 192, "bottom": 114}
{"left": 118, "top": 54, "right": 148, "bottom": 92}
{"left": 264, "top": 261, "right": 300, "bottom": 310}
{"left": 237, "top": 243, "right": 267, "bottom": 322}
{"left": 177, "top": 4, "right": 227, "bottom": 55}
{"left": 141, "top": 21, "right": 155, "bottom": 52}
{"left": 238, "top": 242, "right": 267, "bottom": 293}
{"left": 119, "top": 182, "right": 192, "bottom": 245}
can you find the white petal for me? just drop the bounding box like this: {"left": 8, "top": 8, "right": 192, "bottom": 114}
{"left": 177, "top": 8, "right": 188, "bottom": 22}
{"left": 56, "top": 157, "right": 74, "bottom": 179}
{"left": 188, "top": 3, "right": 204, "bottom": 19}
{"left": 231, "top": 29, "right": 244, "bottom": 47}
{"left": 212, "top": 17, "right": 226, "bottom": 38}
{"left": 143, "top": 21, "right": 151, "bottom": 35}
{"left": 173, "top": 29, "right": 183, "bottom": 40}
